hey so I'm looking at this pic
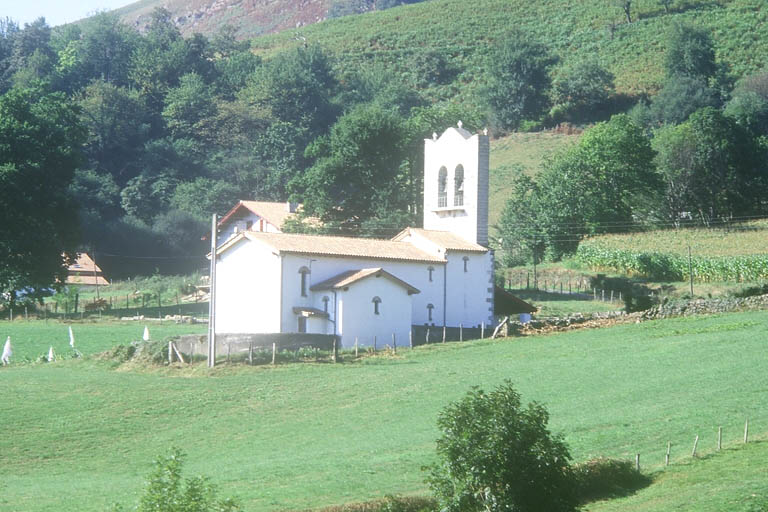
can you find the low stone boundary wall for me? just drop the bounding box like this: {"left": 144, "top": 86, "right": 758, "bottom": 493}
{"left": 174, "top": 332, "right": 338, "bottom": 358}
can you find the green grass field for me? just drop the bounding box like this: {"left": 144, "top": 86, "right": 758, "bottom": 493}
{"left": 2, "top": 312, "right": 768, "bottom": 511}
{"left": 0, "top": 320, "right": 205, "bottom": 361}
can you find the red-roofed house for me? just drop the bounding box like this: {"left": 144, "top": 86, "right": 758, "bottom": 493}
{"left": 65, "top": 253, "right": 110, "bottom": 290}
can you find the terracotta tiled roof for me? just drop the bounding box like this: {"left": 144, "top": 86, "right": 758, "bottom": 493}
{"left": 219, "top": 200, "right": 300, "bottom": 230}
{"left": 311, "top": 268, "right": 420, "bottom": 294}
{"left": 392, "top": 228, "right": 488, "bottom": 253}
{"left": 217, "top": 232, "right": 445, "bottom": 263}
{"left": 65, "top": 253, "right": 109, "bottom": 286}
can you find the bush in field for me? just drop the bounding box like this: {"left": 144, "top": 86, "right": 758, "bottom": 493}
{"left": 573, "top": 457, "right": 651, "bottom": 502}
{"left": 426, "top": 381, "right": 578, "bottom": 512}
{"left": 112, "top": 447, "right": 240, "bottom": 512}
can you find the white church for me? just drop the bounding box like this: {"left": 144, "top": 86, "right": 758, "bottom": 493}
{"left": 212, "top": 123, "right": 500, "bottom": 348}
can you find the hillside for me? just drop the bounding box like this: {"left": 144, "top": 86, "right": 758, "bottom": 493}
{"left": 114, "top": 0, "right": 334, "bottom": 39}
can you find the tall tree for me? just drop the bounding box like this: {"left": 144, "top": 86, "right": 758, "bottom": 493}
{"left": 664, "top": 23, "right": 717, "bottom": 81}
{"left": 481, "top": 31, "right": 556, "bottom": 131}
{"left": 0, "top": 87, "right": 84, "bottom": 298}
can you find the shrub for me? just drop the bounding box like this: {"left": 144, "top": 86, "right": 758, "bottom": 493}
{"left": 112, "top": 447, "right": 240, "bottom": 512}
{"left": 426, "top": 381, "right": 578, "bottom": 512}
{"left": 732, "top": 283, "right": 768, "bottom": 298}
{"left": 311, "top": 495, "right": 436, "bottom": 511}
{"left": 573, "top": 457, "right": 652, "bottom": 503}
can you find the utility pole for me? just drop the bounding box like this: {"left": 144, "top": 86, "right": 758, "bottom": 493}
{"left": 207, "top": 214, "right": 217, "bottom": 368}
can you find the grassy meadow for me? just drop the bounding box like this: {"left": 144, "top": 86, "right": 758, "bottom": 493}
{"left": 2, "top": 312, "right": 768, "bottom": 511}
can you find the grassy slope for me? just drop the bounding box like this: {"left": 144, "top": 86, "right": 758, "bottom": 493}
{"left": 587, "top": 441, "right": 768, "bottom": 512}
{"left": 252, "top": 0, "right": 768, "bottom": 97}
{"left": 2, "top": 312, "right": 768, "bottom": 511}
{"left": 0, "top": 321, "right": 205, "bottom": 361}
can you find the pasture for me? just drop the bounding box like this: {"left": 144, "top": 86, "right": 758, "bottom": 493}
{"left": 2, "top": 312, "right": 768, "bottom": 511}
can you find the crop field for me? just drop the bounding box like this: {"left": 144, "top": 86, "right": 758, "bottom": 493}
{"left": 576, "top": 221, "right": 768, "bottom": 282}
{"left": 2, "top": 312, "right": 768, "bottom": 511}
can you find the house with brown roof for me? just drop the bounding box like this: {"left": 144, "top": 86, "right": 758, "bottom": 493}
{"left": 213, "top": 201, "right": 304, "bottom": 242}
{"left": 65, "top": 253, "right": 110, "bottom": 290}
{"left": 212, "top": 124, "right": 530, "bottom": 347}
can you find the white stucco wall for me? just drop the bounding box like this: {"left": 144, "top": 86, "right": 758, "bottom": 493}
{"left": 214, "top": 239, "right": 282, "bottom": 334}
{"left": 443, "top": 250, "right": 495, "bottom": 328}
{"left": 335, "top": 275, "right": 413, "bottom": 348}
{"left": 280, "top": 254, "right": 445, "bottom": 332}
{"left": 423, "top": 127, "right": 490, "bottom": 246}
{"left": 221, "top": 212, "right": 281, "bottom": 242}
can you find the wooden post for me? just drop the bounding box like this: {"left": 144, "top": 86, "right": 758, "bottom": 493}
{"left": 688, "top": 245, "right": 694, "bottom": 296}
{"left": 442, "top": 326, "right": 446, "bottom": 343}
{"left": 426, "top": 328, "right": 430, "bottom": 344}
{"left": 226, "top": 343, "right": 230, "bottom": 363}
{"left": 24, "top": 306, "right": 28, "bottom": 321}
{"left": 610, "top": 290, "right": 614, "bottom": 302}
{"left": 744, "top": 418, "right": 749, "bottom": 443}
{"left": 718, "top": 426, "right": 722, "bottom": 451}
{"left": 271, "top": 342, "right": 276, "bottom": 365}
{"left": 207, "top": 213, "right": 218, "bottom": 368}
{"left": 635, "top": 453, "right": 640, "bottom": 472}
{"left": 409, "top": 330, "right": 413, "bottom": 349}
{"left": 692, "top": 435, "right": 699, "bottom": 457}
{"left": 172, "top": 343, "right": 185, "bottom": 364}
{"left": 481, "top": 322, "right": 485, "bottom": 339}
{"left": 249, "top": 342, "right": 253, "bottom": 365}
{"left": 332, "top": 337, "right": 338, "bottom": 363}
{"left": 168, "top": 341, "right": 173, "bottom": 364}
{"left": 665, "top": 441, "right": 671, "bottom": 466}
{"left": 602, "top": 289, "right": 605, "bottom": 301}
{"left": 355, "top": 337, "right": 359, "bottom": 357}
{"left": 619, "top": 291, "right": 622, "bottom": 302}
{"left": 593, "top": 288, "right": 597, "bottom": 300}
{"left": 373, "top": 335, "right": 377, "bottom": 352}
{"left": 459, "top": 323, "right": 463, "bottom": 342}
{"left": 560, "top": 283, "right": 563, "bottom": 294}
{"left": 392, "top": 333, "right": 396, "bottom": 354}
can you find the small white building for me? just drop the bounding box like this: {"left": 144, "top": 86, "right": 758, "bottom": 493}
{"left": 213, "top": 124, "right": 496, "bottom": 347}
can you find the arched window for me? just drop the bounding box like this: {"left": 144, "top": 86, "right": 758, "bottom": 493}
{"left": 427, "top": 266, "right": 435, "bottom": 282}
{"left": 322, "top": 296, "right": 330, "bottom": 313}
{"left": 454, "top": 164, "right": 464, "bottom": 206}
{"left": 427, "top": 303, "right": 435, "bottom": 322}
{"left": 299, "top": 266, "right": 310, "bottom": 297}
{"left": 438, "top": 166, "right": 448, "bottom": 207}
{"left": 372, "top": 296, "right": 382, "bottom": 315}
{"left": 463, "top": 256, "right": 469, "bottom": 273}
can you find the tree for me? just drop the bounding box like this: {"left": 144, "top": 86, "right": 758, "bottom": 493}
{"left": 652, "top": 107, "right": 763, "bottom": 224}
{"left": 550, "top": 58, "right": 615, "bottom": 122}
{"left": 664, "top": 23, "right": 717, "bottom": 81}
{"left": 0, "top": 87, "right": 84, "bottom": 299}
{"left": 427, "top": 381, "right": 578, "bottom": 512}
{"left": 162, "top": 73, "right": 216, "bottom": 140}
{"left": 481, "top": 31, "right": 556, "bottom": 131}
{"left": 292, "top": 104, "right": 410, "bottom": 224}
{"left": 497, "top": 173, "right": 547, "bottom": 267}
{"left": 647, "top": 75, "right": 719, "bottom": 126}
{"left": 659, "top": 0, "right": 673, "bottom": 13}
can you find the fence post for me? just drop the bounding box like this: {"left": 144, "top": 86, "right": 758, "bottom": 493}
{"left": 665, "top": 441, "right": 671, "bottom": 466}
{"left": 355, "top": 337, "right": 359, "bottom": 357}
{"left": 392, "top": 333, "right": 396, "bottom": 354}
{"left": 635, "top": 453, "right": 640, "bottom": 472}
{"left": 168, "top": 342, "right": 173, "bottom": 364}
{"left": 442, "top": 326, "right": 446, "bottom": 343}
{"left": 271, "top": 342, "right": 276, "bottom": 365}
{"left": 426, "top": 328, "right": 430, "bottom": 344}
{"left": 481, "top": 322, "right": 485, "bottom": 339}
{"left": 373, "top": 335, "right": 377, "bottom": 352}
{"left": 692, "top": 435, "right": 699, "bottom": 457}
{"left": 744, "top": 419, "right": 749, "bottom": 443}
{"left": 332, "top": 337, "right": 338, "bottom": 363}
{"left": 459, "top": 323, "right": 463, "bottom": 342}
{"left": 593, "top": 288, "right": 597, "bottom": 300}
{"left": 226, "top": 343, "right": 231, "bottom": 363}
{"left": 610, "top": 290, "right": 614, "bottom": 302}
{"left": 249, "top": 342, "right": 253, "bottom": 365}
{"left": 409, "top": 330, "right": 413, "bottom": 349}
{"left": 718, "top": 426, "right": 722, "bottom": 450}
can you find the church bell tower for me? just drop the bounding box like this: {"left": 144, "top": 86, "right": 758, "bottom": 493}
{"left": 423, "top": 122, "right": 490, "bottom": 247}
